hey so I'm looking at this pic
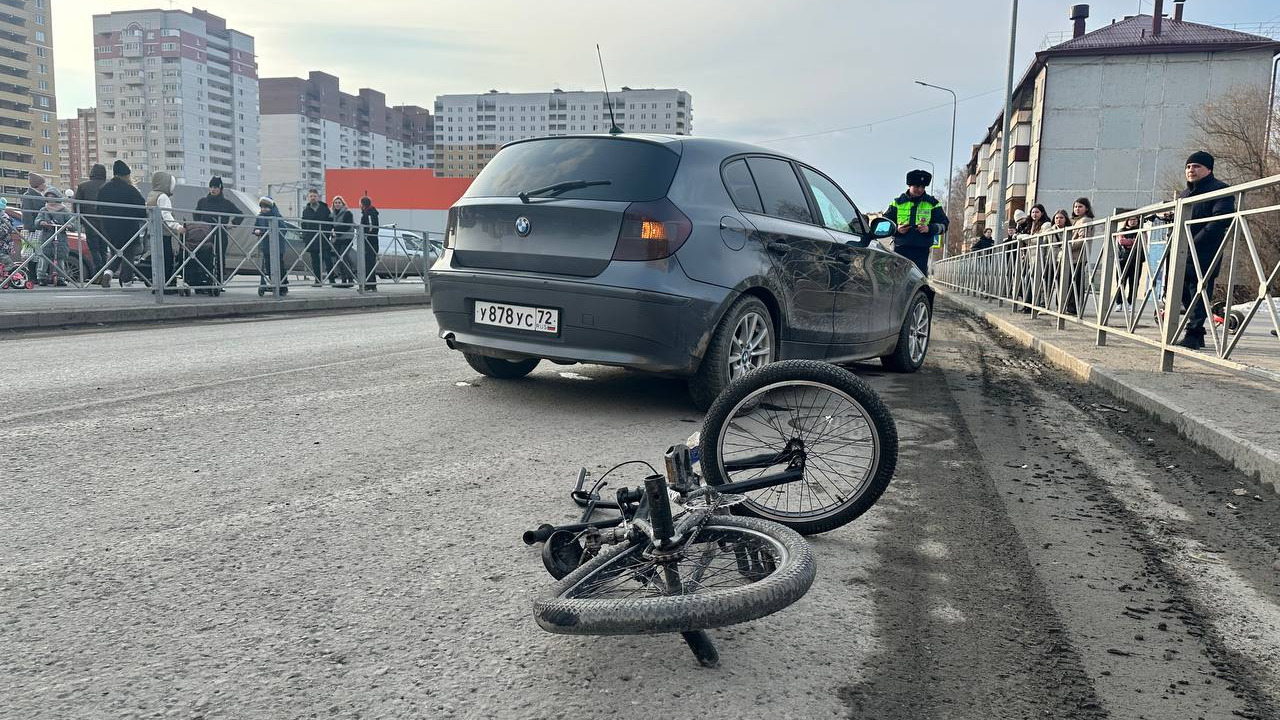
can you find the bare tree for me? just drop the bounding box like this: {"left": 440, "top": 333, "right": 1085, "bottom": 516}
{"left": 1188, "top": 83, "right": 1280, "bottom": 303}
{"left": 944, "top": 168, "right": 968, "bottom": 256}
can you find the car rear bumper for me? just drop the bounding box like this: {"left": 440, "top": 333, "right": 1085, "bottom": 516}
{"left": 429, "top": 266, "right": 725, "bottom": 375}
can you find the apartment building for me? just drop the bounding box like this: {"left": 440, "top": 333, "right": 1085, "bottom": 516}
{"left": 962, "top": 2, "right": 1280, "bottom": 235}
{"left": 57, "top": 107, "right": 96, "bottom": 189}
{"left": 259, "top": 71, "right": 434, "bottom": 216}
{"left": 0, "top": 0, "right": 59, "bottom": 199}
{"left": 92, "top": 8, "right": 259, "bottom": 194}
{"left": 433, "top": 87, "right": 692, "bottom": 178}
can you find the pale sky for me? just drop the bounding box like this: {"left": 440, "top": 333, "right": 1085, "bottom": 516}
{"left": 51, "top": 0, "right": 1280, "bottom": 205}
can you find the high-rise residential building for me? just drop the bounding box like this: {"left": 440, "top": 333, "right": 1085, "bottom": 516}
{"left": 0, "top": 0, "right": 60, "bottom": 199}
{"left": 57, "top": 107, "right": 96, "bottom": 189}
{"left": 433, "top": 87, "right": 692, "bottom": 178}
{"left": 92, "top": 8, "right": 259, "bottom": 194}
{"left": 259, "top": 71, "right": 435, "bottom": 216}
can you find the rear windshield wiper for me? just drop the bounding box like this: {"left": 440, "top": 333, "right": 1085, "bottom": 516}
{"left": 518, "top": 179, "right": 612, "bottom": 203}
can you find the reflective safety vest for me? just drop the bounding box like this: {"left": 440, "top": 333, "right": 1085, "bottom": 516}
{"left": 892, "top": 198, "right": 936, "bottom": 229}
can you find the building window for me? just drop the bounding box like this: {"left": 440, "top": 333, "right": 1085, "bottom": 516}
{"left": 36, "top": 46, "right": 46, "bottom": 58}
{"left": 37, "top": 80, "right": 48, "bottom": 91}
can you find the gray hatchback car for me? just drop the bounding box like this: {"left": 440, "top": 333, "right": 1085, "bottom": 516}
{"left": 429, "top": 134, "right": 932, "bottom": 408}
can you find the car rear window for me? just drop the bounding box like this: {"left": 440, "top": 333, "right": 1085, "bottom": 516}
{"left": 465, "top": 137, "right": 680, "bottom": 202}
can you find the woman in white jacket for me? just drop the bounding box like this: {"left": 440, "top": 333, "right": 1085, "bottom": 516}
{"left": 145, "top": 171, "right": 185, "bottom": 290}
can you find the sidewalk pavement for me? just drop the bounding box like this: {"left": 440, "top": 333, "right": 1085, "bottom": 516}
{"left": 939, "top": 290, "right": 1280, "bottom": 493}
{"left": 0, "top": 278, "right": 430, "bottom": 331}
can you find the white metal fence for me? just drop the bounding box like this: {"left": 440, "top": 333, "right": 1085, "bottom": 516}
{"left": 933, "top": 174, "right": 1280, "bottom": 379}
{"left": 1, "top": 198, "right": 442, "bottom": 301}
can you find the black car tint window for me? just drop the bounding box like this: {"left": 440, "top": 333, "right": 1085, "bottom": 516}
{"left": 746, "top": 157, "right": 814, "bottom": 224}
{"left": 721, "top": 159, "right": 763, "bottom": 213}
{"left": 465, "top": 138, "right": 679, "bottom": 202}
{"left": 801, "top": 167, "right": 863, "bottom": 235}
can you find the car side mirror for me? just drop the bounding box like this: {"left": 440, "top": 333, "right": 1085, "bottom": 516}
{"left": 867, "top": 217, "right": 896, "bottom": 239}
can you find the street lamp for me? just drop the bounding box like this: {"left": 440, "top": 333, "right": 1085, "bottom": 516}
{"left": 915, "top": 81, "right": 957, "bottom": 257}
{"left": 909, "top": 156, "right": 936, "bottom": 196}
{"left": 995, "top": 0, "right": 1020, "bottom": 252}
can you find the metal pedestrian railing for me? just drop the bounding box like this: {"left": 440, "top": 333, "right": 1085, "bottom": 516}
{"left": 1, "top": 197, "right": 442, "bottom": 301}
{"left": 934, "top": 175, "right": 1280, "bottom": 379}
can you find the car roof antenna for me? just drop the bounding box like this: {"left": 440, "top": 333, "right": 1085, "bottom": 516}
{"left": 597, "top": 44, "right": 623, "bottom": 135}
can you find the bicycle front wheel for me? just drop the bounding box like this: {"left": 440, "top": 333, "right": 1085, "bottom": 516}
{"left": 700, "top": 360, "right": 898, "bottom": 535}
{"left": 534, "top": 515, "right": 814, "bottom": 635}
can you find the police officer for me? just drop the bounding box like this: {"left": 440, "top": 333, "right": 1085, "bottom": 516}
{"left": 885, "top": 169, "right": 949, "bottom": 275}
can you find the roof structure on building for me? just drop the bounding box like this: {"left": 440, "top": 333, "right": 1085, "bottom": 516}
{"left": 1044, "top": 15, "right": 1280, "bottom": 57}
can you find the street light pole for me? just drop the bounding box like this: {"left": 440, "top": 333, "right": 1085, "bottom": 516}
{"left": 915, "top": 80, "right": 958, "bottom": 257}
{"left": 909, "top": 156, "right": 936, "bottom": 195}
{"left": 995, "top": 0, "right": 1019, "bottom": 248}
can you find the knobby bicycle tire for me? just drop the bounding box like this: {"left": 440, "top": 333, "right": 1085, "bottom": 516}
{"left": 699, "top": 360, "right": 898, "bottom": 535}
{"left": 534, "top": 515, "right": 815, "bottom": 635}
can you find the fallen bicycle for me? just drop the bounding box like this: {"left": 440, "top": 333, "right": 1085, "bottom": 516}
{"left": 524, "top": 360, "right": 899, "bottom": 666}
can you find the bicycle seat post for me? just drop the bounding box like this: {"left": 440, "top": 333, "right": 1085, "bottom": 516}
{"left": 643, "top": 474, "right": 677, "bottom": 546}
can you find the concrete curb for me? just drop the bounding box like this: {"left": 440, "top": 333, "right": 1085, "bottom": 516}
{"left": 938, "top": 290, "right": 1280, "bottom": 492}
{"left": 0, "top": 293, "right": 431, "bottom": 331}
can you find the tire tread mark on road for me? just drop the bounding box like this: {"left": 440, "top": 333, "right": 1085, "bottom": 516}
{"left": 837, "top": 358, "right": 1107, "bottom": 720}
{"left": 953, "top": 310, "right": 1280, "bottom": 719}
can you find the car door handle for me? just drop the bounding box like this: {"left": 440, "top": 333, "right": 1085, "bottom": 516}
{"left": 766, "top": 242, "right": 792, "bottom": 256}
{"left": 833, "top": 249, "right": 854, "bottom": 263}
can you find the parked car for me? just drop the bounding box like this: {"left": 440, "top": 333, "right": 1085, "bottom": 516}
{"left": 428, "top": 134, "right": 933, "bottom": 408}
{"left": 372, "top": 228, "right": 442, "bottom": 279}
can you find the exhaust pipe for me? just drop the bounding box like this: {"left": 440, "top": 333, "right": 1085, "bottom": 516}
{"left": 443, "top": 332, "right": 457, "bottom": 349}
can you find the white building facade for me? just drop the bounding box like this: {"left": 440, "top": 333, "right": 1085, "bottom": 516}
{"left": 92, "top": 8, "right": 259, "bottom": 194}
{"left": 963, "top": 8, "right": 1280, "bottom": 235}
{"left": 433, "top": 87, "right": 693, "bottom": 178}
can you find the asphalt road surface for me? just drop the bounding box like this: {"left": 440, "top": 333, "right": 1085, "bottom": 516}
{"left": 3, "top": 304, "right": 1278, "bottom": 720}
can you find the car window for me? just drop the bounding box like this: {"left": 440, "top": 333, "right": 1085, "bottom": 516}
{"left": 465, "top": 137, "right": 680, "bottom": 202}
{"left": 746, "top": 157, "right": 813, "bottom": 223}
{"left": 721, "top": 159, "right": 763, "bottom": 213}
{"left": 801, "top": 167, "right": 864, "bottom": 236}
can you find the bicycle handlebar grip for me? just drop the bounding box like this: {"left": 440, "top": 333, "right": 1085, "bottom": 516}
{"left": 643, "top": 474, "right": 676, "bottom": 542}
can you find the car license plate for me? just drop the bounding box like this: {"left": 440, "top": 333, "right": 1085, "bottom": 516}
{"left": 474, "top": 301, "right": 559, "bottom": 334}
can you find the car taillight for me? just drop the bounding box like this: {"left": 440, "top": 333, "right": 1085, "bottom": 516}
{"left": 444, "top": 208, "right": 458, "bottom": 249}
{"left": 612, "top": 198, "right": 692, "bottom": 261}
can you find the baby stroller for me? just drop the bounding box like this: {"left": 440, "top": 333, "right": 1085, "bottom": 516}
{"left": 0, "top": 230, "right": 34, "bottom": 290}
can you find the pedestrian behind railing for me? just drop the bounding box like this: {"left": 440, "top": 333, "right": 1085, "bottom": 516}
{"left": 933, "top": 173, "right": 1280, "bottom": 375}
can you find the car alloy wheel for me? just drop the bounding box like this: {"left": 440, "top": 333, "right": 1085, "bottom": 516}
{"left": 729, "top": 311, "right": 773, "bottom": 381}
{"left": 908, "top": 302, "right": 930, "bottom": 365}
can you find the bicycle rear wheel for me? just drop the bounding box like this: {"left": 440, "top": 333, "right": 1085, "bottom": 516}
{"left": 700, "top": 360, "right": 898, "bottom": 535}
{"left": 534, "top": 515, "right": 814, "bottom": 635}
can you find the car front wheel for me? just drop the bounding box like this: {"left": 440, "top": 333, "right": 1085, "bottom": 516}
{"left": 463, "top": 352, "right": 541, "bottom": 379}
{"left": 881, "top": 293, "right": 931, "bottom": 372}
{"left": 688, "top": 295, "right": 775, "bottom": 410}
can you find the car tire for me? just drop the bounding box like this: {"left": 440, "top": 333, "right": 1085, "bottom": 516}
{"left": 881, "top": 292, "right": 931, "bottom": 373}
{"left": 463, "top": 352, "right": 541, "bottom": 379}
{"left": 688, "top": 295, "right": 775, "bottom": 411}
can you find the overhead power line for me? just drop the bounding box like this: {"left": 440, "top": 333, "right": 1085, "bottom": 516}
{"left": 754, "top": 88, "right": 1002, "bottom": 145}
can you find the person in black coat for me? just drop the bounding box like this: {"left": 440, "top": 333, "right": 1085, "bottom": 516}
{"left": 301, "top": 189, "right": 333, "bottom": 286}
{"left": 972, "top": 227, "right": 995, "bottom": 251}
{"left": 95, "top": 160, "right": 147, "bottom": 285}
{"left": 359, "top": 196, "right": 380, "bottom": 291}
{"left": 1173, "top": 151, "right": 1235, "bottom": 349}
{"left": 194, "top": 176, "right": 243, "bottom": 282}
{"left": 73, "top": 164, "right": 110, "bottom": 283}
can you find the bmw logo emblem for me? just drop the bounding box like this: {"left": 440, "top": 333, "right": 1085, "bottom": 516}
{"left": 515, "top": 216, "right": 532, "bottom": 237}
